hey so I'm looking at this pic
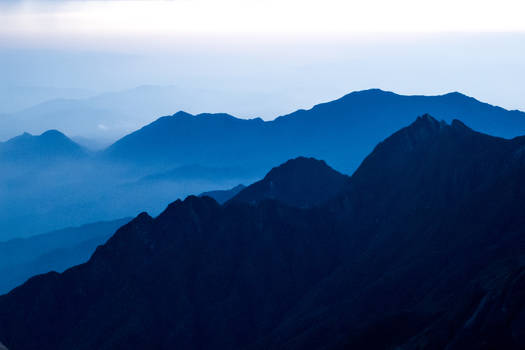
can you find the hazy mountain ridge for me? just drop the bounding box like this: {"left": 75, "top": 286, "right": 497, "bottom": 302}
{"left": 102, "top": 111, "right": 268, "bottom": 167}
{"left": 0, "top": 85, "right": 286, "bottom": 142}
{"left": 2, "top": 116, "right": 525, "bottom": 349}
{"left": 0, "top": 86, "right": 95, "bottom": 115}
{"left": 199, "top": 184, "right": 246, "bottom": 204}
{"left": 2, "top": 88, "right": 525, "bottom": 239}
{"left": 0, "top": 129, "right": 87, "bottom": 164}
{"left": 101, "top": 89, "right": 525, "bottom": 174}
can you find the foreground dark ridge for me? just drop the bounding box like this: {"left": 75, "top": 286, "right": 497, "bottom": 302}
{"left": 0, "top": 218, "right": 131, "bottom": 294}
{"left": 1, "top": 115, "right": 525, "bottom": 349}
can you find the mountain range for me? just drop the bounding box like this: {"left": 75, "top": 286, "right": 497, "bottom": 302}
{"left": 0, "top": 85, "right": 302, "bottom": 144}
{"left": 2, "top": 115, "right": 525, "bottom": 349}
{"left": 2, "top": 89, "right": 525, "bottom": 240}
{"left": 101, "top": 89, "right": 525, "bottom": 173}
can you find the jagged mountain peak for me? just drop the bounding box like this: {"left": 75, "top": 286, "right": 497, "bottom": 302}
{"left": 370, "top": 114, "right": 477, "bottom": 153}
{"left": 450, "top": 118, "right": 471, "bottom": 130}
{"left": 163, "top": 194, "right": 220, "bottom": 215}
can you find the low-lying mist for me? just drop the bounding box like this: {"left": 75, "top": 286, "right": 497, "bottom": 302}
{"left": 0, "top": 158, "right": 257, "bottom": 240}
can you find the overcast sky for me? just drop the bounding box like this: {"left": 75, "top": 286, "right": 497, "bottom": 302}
{"left": 0, "top": 0, "right": 524, "bottom": 118}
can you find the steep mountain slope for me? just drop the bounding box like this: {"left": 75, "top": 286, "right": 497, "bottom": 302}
{"left": 229, "top": 157, "right": 349, "bottom": 208}
{"left": 0, "top": 197, "right": 341, "bottom": 350}
{"left": 0, "top": 130, "right": 87, "bottom": 164}
{"left": 252, "top": 115, "right": 525, "bottom": 349}
{"left": 199, "top": 184, "right": 246, "bottom": 204}
{"left": 102, "top": 89, "right": 525, "bottom": 173}
{"left": 0, "top": 218, "right": 130, "bottom": 294}
{"left": 2, "top": 116, "right": 525, "bottom": 349}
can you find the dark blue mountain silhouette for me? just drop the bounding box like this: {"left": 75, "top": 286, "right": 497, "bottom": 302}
{"left": 0, "top": 129, "right": 86, "bottom": 164}
{"left": 3, "top": 89, "right": 525, "bottom": 242}
{"left": 2, "top": 116, "right": 525, "bottom": 349}
{"left": 229, "top": 156, "right": 349, "bottom": 208}
{"left": 103, "top": 89, "right": 525, "bottom": 173}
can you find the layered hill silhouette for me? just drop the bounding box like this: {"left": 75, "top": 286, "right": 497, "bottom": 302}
{"left": 3, "top": 89, "right": 525, "bottom": 238}
{"left": 102, "top": 89, "right": 525, "bottom": 173}
{"left": 229, "top": 157, "right": 349, "bottom": 208}
{"left": 2, "top": 115, "right": 525, "bottom": 349}
{"left": 0, "top": 85, "right": 298, "bottom": 142}
{"left": 0, "top": 130, "right": 86, "bottom": 164}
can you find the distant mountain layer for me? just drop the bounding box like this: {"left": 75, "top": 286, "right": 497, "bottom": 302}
{"left": 103, "top": 89, "right": 525, "bottom": 173}
{"left": 2, "top": 116, "right": 525, "bottom": 349}
{"left": 229, "top": 156, "right": 349, "bottom": 208}
{"left": 0, "top": 86, "right": 95, "bottom": 115}
{"left": 199, "top": 184, "right": 246, "bottom": 204}
{"left": 0, "top": 130, "right": 86, "bottom": 164}
{"left": 0, "top": 85, "right": 304, "bottom": 142}
{"left": 0, "top": 218, "right": 130, "bottom": 294}
{"left": 199, "top": 157, "right": 348, "bottom": 207}
{"left": 2, "top": 89, "right": 525, "bottom": 240}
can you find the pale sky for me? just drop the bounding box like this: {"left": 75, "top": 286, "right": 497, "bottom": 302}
{"left": 0, "top": 0, "right": 524, "bottom": 118}
{"left": 1, "top": 0, "right": 525, "bottom": 41}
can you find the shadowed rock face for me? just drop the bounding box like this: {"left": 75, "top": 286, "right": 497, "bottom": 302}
{"left": 2, "top": 115, "right": 525, "bottom": 349}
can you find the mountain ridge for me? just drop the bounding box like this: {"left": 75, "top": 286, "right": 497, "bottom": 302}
{"left": 100, "top": 89, "right": 525, "bottom": 174}
{"left": 3, "top": 89, "right": 525, "bottom": 254}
